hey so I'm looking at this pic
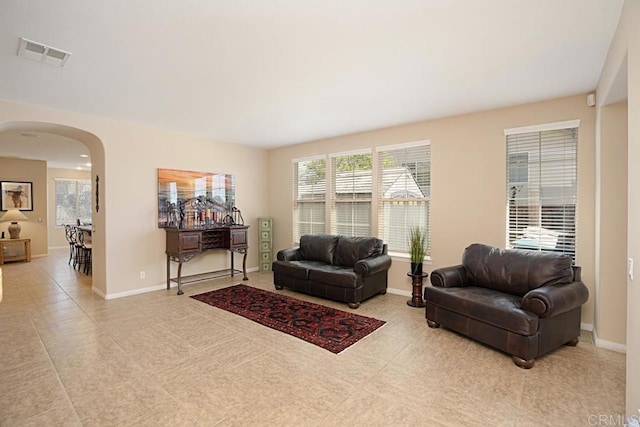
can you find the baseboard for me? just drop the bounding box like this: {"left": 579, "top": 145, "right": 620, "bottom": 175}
{"left": 91, "top": 286, "right": 106, "bottom": 299}
{"left": 593, "top": 327, "right": 627, "bottom": 353}
{"left": 104, "top": 283, "right": 169, "bottom": 300}
{"left": 102, "top": 266, "right": 260, "bottom": 300}
{"left": 581, "top": 322, "right": 594, "bottom": 331}
{"left": 387, "top": 287, "right": 412, "bottom": 298}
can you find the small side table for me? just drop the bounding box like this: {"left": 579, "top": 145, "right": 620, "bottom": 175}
{"left": 0, "top": 238, "right": 31, "bottom": 265}
{"left": 407, "top": 271, "right": 428, "bottom": 307}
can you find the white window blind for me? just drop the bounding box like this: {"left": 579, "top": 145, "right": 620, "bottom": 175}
{"left": 330, "top": 152, "right": 372, "bottom": 237}
{"left": 293, "top": 158, "right": 326, "bottom": 241}
{"left": 506, "top": 127, "right": 577, "bottom": 259}
{"left": 377, "top": 142, "right": 431, "bottom": 255}
{"left": 55, "top": 179, "right": 92, "bottom": 226}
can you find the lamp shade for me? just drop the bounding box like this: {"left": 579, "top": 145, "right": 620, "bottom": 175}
{"left": 0, "top": 209, "right": 28, "bottom": 222}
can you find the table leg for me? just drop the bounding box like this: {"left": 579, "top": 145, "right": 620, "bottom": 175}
{"left": 24, "top": 241, "right": 31, "bottom": 262}
{"left": 166, "top": 255, "right": 170, "bottom": 290}
{"left": 242, "top": 249, "right": 248, "bottom": 281}
{"left": 177, "top": 257, "right": 184, "bottom": 295}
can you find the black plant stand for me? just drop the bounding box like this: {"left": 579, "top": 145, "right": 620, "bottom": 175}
{"left": 407, "top": 272, "right": 429, "bottom": 307}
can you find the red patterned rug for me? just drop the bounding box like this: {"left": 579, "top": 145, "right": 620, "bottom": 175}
{"left": 191, "top": 284, "right": 386, "bottom": 353}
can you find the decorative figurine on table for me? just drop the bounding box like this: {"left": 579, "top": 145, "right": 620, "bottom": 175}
{"left": 178, "top": 200, "right": 186, "bottom": 229}
{"left": 232, "top": 206, "right": 244, "bottom": 226}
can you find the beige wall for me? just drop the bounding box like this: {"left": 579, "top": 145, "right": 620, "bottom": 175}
{"left": 0, "top": 157, "right": 48, "bottom": 255}
{"left": 47, "top": 168, "right": 91, "bottom": 248}
{"left": 268, "top": 94, "right": 597, "bottom": 324}
{"left": 597, "top": 0, "right": 640, "bottom": 416}
{"left": 597, "top": 101, "right": 628, "bottom": 346}
{"left": 0, "top": 99, "right": 269, "bottom": 298}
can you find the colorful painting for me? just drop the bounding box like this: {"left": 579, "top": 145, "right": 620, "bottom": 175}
{"left": 1, "top": 181, "right": 33, "bottom": 211}
{"left": 157, "top": 168, "right": 235, "bottom": 228}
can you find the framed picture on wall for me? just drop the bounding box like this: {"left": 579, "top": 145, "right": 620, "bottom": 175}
{"left": 1, "top": 181, "right": 33, "bottom": 211}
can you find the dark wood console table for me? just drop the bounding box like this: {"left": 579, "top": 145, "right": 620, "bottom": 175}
{"left": 165, "top": 226, "right": 249, "bottom": 295}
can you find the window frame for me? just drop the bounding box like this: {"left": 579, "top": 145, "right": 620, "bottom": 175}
{"left": 376, "top": 140, "right": 431, "bottom": 259}
{"left": 504, "top": 120, "right": 580, "bottom": 259}
{"left": 290, "top": 141, "right": 432, "bottom": 261}
{"left": 54, "top": 178, "right": 92, "bottom": 227}
{"left": 292, "top": 155, "right": 328, "bottom": 243}
{"left": 329, "top": 149, "right": 373, "bottom": 238}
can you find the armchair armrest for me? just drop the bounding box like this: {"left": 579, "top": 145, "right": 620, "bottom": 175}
{"left": 354, "top": 255, "right": 392, "bottom": 276}
{"left": 521, "top": 281, "right": 589, "bottom": 318}
{"left": 430, "top": 265, "right": 471, "bottom": 288}
{"left": 276, "top": 247, "right": 301, "bottom": 262}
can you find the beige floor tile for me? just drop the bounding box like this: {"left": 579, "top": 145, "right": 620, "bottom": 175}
{"left": 0, "top": 249, "right": 628, "bottom": 426}
{"left": 516, "top": 395, "right": 607, "bottom": 427}
{"left": 321, "top": 390, "right": 427, "bottom": 427}
{"left": 125, "top": 396, "right": 201, "bottom": 426}
{"left": 73, "top": 378, "right": 172, "bottom": 426}
{"left": 0, "top": 368, "right": 71, "bottom": 424}
{"left": 19, "top": 402, "right": 83, "bottom": 427}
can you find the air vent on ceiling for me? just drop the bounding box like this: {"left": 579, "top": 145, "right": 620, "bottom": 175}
{"left": 17, "top": 37, "right": 72, "bottom": 68}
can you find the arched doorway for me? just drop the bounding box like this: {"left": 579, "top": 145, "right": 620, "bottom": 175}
{"left": 0, "top": 121, "right": 107, "bottom": 297}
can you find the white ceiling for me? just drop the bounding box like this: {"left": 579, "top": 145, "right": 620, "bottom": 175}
{"left": 0, "top": 130, "right": 91, "bottom": 170}
{"left": 0, "top": 0, "right": 625, "bottom": 167}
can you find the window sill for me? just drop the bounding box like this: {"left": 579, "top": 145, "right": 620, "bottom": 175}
{"left": 388, "top": 252, "right": 432, "bottom": 265}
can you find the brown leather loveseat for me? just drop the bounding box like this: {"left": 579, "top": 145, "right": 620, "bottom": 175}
{"left": 272, "top": 234, "right": 391, "bottom": 308}
{"left": 424, "top": 243, "right": 589, "bottom": 368}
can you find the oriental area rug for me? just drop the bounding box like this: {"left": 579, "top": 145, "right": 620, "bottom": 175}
{"left": 191, "top": 284, "right": 386, "bottom": 353}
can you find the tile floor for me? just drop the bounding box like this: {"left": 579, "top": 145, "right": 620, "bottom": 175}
{"left": 0, "top": 249, "right": 626, "bottom": 426}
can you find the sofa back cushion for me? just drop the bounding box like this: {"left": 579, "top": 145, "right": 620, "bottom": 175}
{"left": 462, "top": 243, "right": 574, "bottom": 296}
{"left": 334, "top": 236, "right": 383, "bottom": 267}
{"left": 299, "top": 235, "right": 339, "bottom": 264}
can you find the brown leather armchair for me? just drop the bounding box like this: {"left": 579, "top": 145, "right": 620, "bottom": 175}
{"left": 424, "top": 243, "right": 589, "bottom": 368}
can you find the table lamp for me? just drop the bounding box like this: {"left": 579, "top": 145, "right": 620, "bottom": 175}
{"left": 0, "top": 209, "right": 29, "bottom": 239}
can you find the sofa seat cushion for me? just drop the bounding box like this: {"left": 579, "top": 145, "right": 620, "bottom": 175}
{"left": 272, "top": 260, "right": 327, "bottom": 280}
{"left": 308, "top": 265, "right": 360, "bottom": 289}
{"left": 424, "top": 286, "right": 539, "bottom": 336}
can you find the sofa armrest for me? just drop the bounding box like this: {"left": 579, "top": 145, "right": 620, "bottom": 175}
{"left": 354, "top": 255, "right": 392, "bottom": 276}
{"left": 521, "top": 281, "right": 589, "bottom": 318}
{"left": 277, "top": 247, "right": 301, "bottom": 262}
{"left": 430, "top": 265, "right": 471, "bottom": 288}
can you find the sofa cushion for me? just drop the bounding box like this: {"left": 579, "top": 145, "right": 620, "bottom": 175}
{"left": 462, "top": 243, "right": 574, "bottom": 297}
{"left": 334, "top": 237, "right": 383, "bottom": 267}
{"left": 272, "top": 261, "right": 309, "bottom": 280}
{"left": 272, "top": 260, "right": 327, "bottom": 280}
{"left": 424, "top": 285, "right": 539, "bottom": 336}
{"left": 299, "top": 235, "right": 339, "bottom": 265}
{"left": 308, "top": 265, "right": 360, "bottom": 289}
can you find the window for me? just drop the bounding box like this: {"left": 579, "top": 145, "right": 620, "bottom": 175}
{"left": 377, "top": 141, "right": 431, "bottom": 255}
{"left": 330, "top": 151, "right": 372, "bottom": 237}
{"left": 508, "top": 153, "right": 528, "bottom": 184}
{"left": 55, "top": 179, "right": 91, "bottom": 226}
{"left": 291, "top": 141, "right": 432, "bottom": 257}
{"left": 293, "top": 157, "right": 326, "bottom": 241}
{"left": 505, "top": 121, "right": 578, "bottom": 258}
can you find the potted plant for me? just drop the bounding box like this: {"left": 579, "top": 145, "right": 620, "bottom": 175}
{"left": 408, "top": 225, "right": 427, "bottom": 275}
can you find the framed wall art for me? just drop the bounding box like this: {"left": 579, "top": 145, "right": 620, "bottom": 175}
{"left": 157, "top": 168, "right": 235, "bottom": 228}
{"left": 1, "top": 181, "right": 33, "bottom": 211}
